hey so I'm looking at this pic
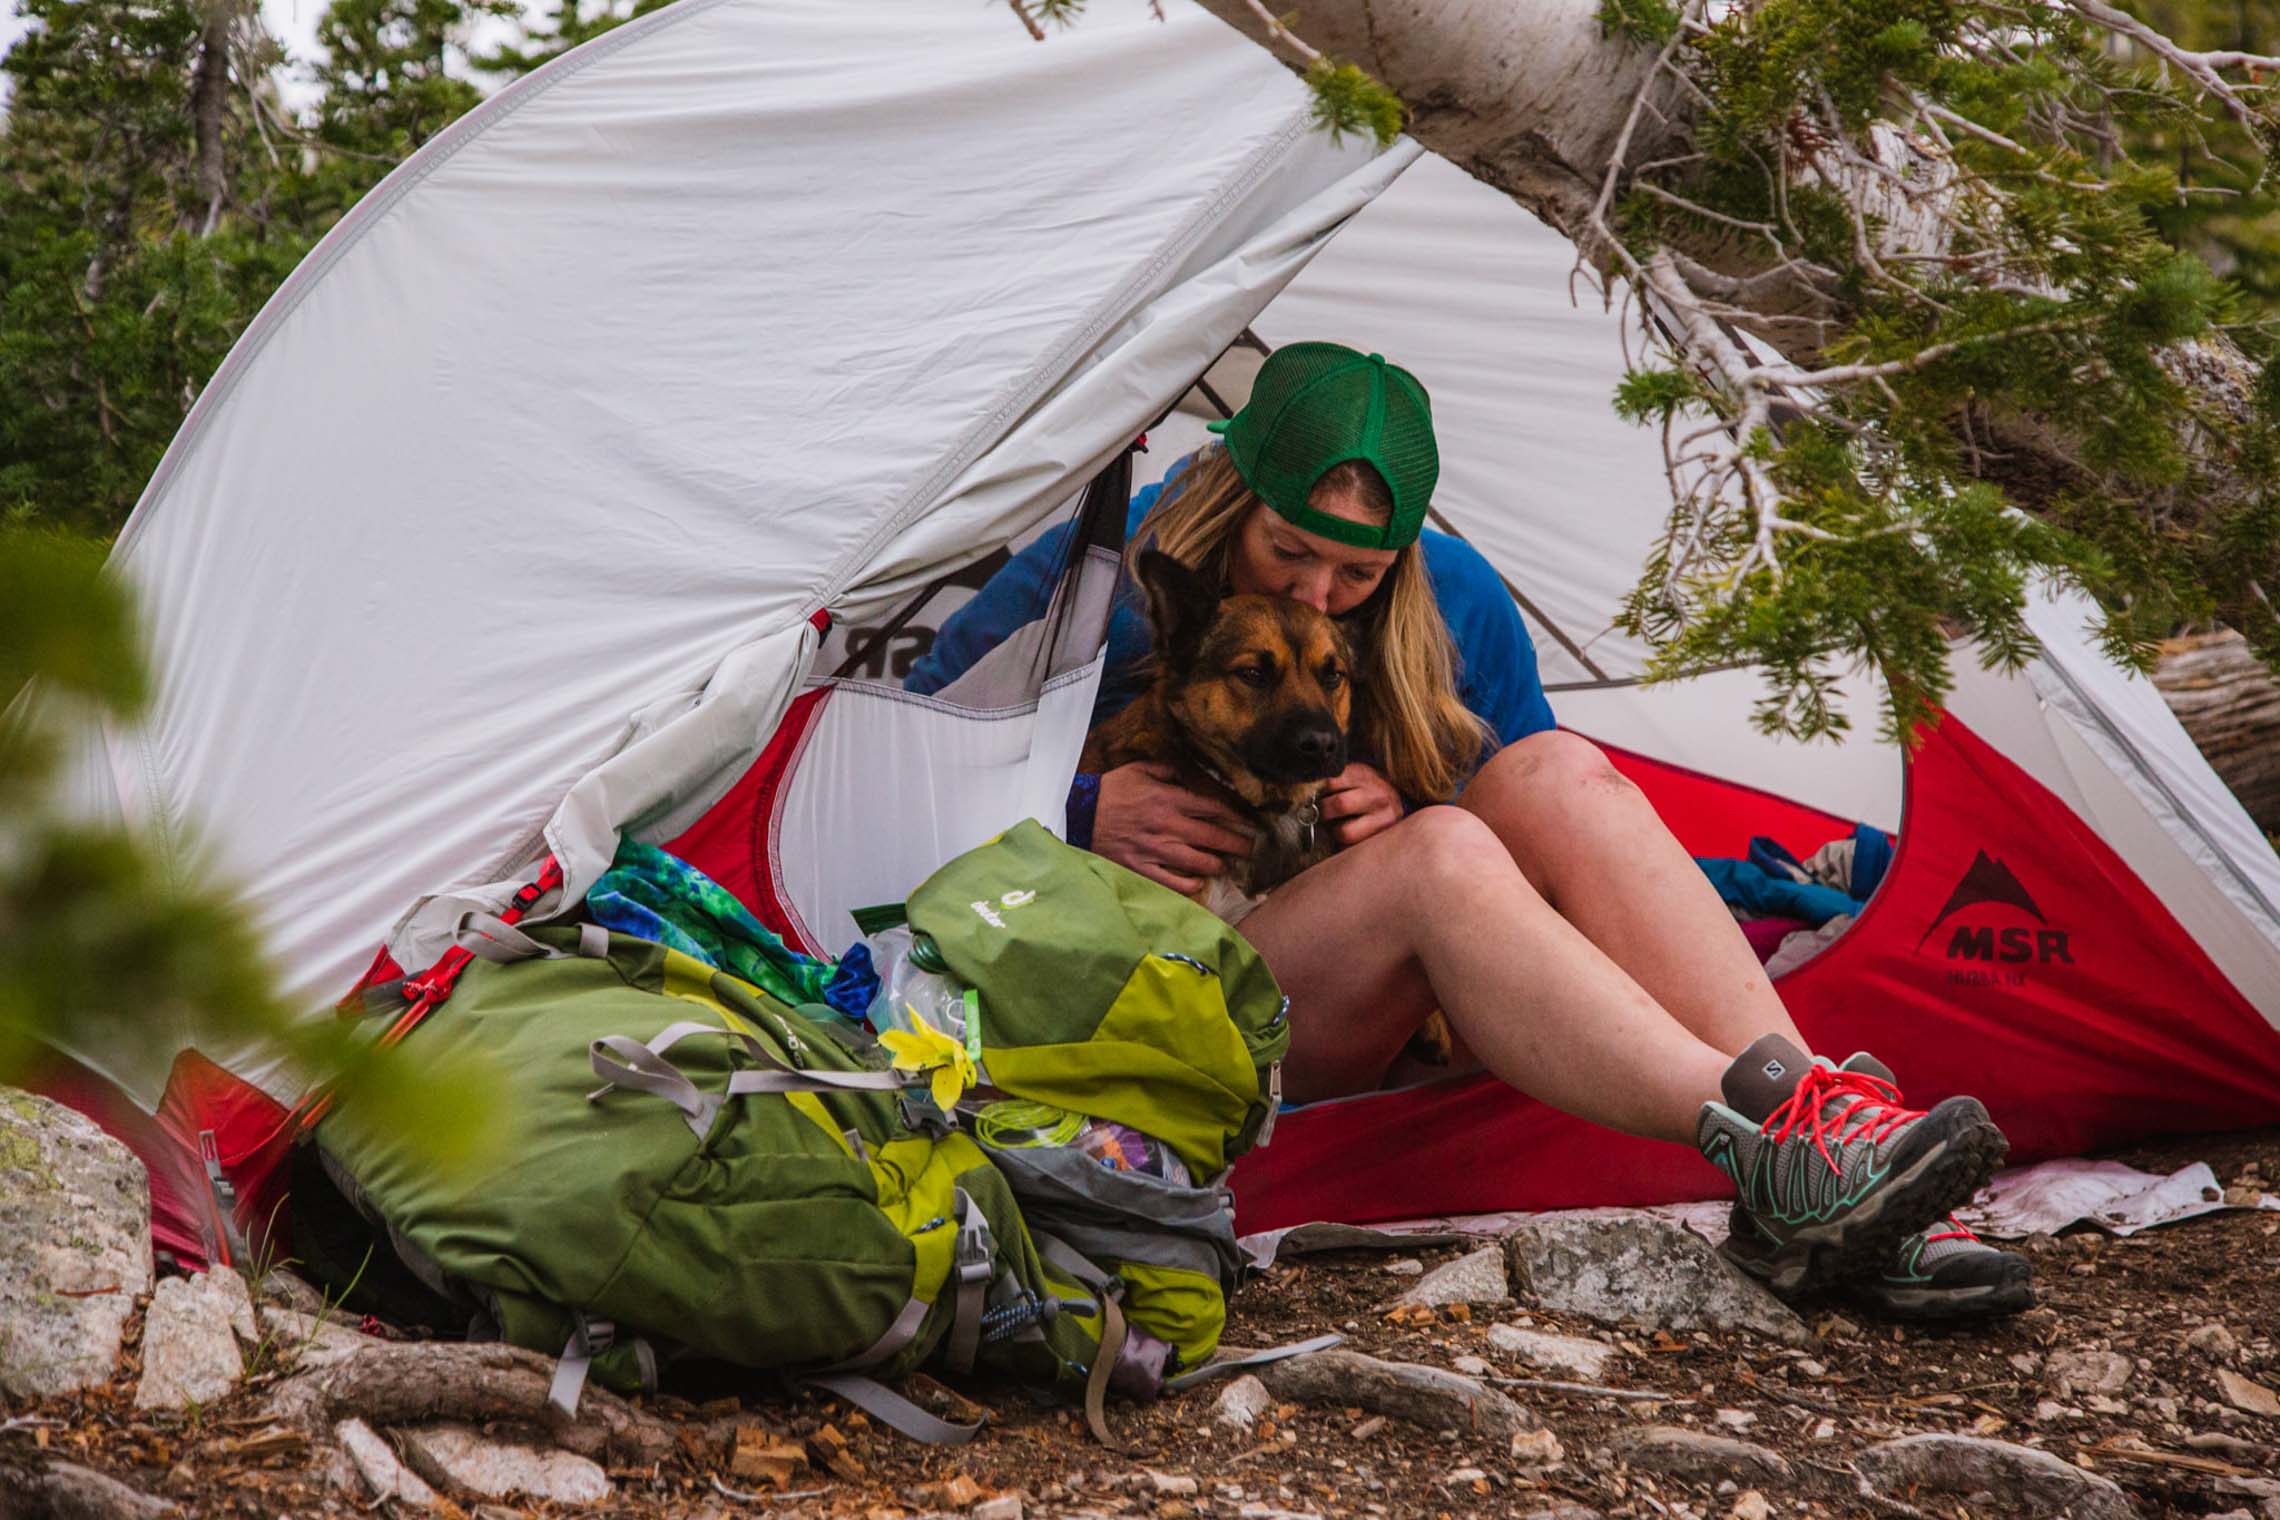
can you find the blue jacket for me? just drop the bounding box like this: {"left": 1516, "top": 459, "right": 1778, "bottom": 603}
{"left": 907, "top": 459, "right": 1556, "bottom": 843}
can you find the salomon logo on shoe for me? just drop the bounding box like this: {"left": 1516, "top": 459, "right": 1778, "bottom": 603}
{"left": 1762, "top": 1059, "right": 1787, "bottom": 1080}
{"left": 1918, "top": 850, "right": 2073, "bottom": 982}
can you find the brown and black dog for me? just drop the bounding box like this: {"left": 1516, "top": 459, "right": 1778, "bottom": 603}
{"left": 1081, "top": 550, "right": 1354, "bottom": 923}
{"left": 1084, "top": 549, "right": 1459, "bottom": 1068}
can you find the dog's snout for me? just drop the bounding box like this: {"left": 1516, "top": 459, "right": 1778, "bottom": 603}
{"left": 1259, "top": 710, "right": 1346, "bottom": 782}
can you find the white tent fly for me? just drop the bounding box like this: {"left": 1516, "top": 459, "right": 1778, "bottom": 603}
{"left": 39, "top": 0, "right": 2280, "bottom": 1240}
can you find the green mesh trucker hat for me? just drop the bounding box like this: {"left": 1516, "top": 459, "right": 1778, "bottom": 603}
{"left": 1206, "top": 341, "right": 1438, "bottom": 550}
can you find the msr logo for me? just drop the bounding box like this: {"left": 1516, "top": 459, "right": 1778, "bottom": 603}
{"left": 1918, "top": 850, "right": 2074, "bottom": 979}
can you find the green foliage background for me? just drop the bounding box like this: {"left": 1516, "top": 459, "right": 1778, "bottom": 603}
{"left": 0, "top": 0, "right": 601, "bottom": 1131}
{"left": 0, "top": 0, "right": 665, "bottom": 538}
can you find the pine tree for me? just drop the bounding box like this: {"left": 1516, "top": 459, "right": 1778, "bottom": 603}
{"left": 0, "top": 0, "right": 301, "bottom": 534}
{"left": 0, "top": 0, "right": 517, "bottom": 537}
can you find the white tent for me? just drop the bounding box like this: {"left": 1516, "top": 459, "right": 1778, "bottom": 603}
{"left": 42, "top": 0, "right": 2280, "bottom": 1240}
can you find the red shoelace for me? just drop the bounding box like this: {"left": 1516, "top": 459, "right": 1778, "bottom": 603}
{"left": 1926, "top": 1215, "right": 1978, "bottom": 1244}
{"left": 1761, "top": 1063, "right": 1925, "bottom": 1175}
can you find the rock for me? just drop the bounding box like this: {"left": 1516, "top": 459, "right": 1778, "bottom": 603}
{"left": 1444, "top": 1467, "right": 1489, "bottom": 1484}
{"left": 399, "top": 1421, "right": 612, "bottom": 1505}
{"left": 1505, "top": 1213, "right": 1810, "bottom": 1347}
{"left": 1214, "top": 1373, "right": 1274, "bottom": 1431}
{"left": 1714, "top": 1408, "right": 1758, "bottom": 1430}
{"left": 1486, "top": 1324, "right": 1622, "bottom": 1382}
{"left": 1853, "top": 1434, "right": 2136, "bottom": 1520}
{"left": 1731, "top": 1492, "right": 1772, "bottom": 1520}
{"left": 973, "top": 1499, "right": 1024, "bottom": 1520}
{"left": 1510, "top": 1428, "right": 1565, "bottom": 1467}
{"left": 1381, "top": 1258, "right": 1424, "bottom": 1276}
{"left": 0, "top": 1089, "right": 153, "bottom": 1398}
{"left": 1145, "top": 1471, "right": 1200, "bottom": 1497}
{"left": 1519, "top": 1509, "right": 1603, "bottom": 1520}
{"left": 1391, "top": 1246, "right": 1511, "bottom": 1310}
{"left": 335, "top": 1418, "right": 439, "bottom": 1506}
{"left": 133, "top": 1271, "right": 251, "bottom": 1411}
{"left": 1610, "top": 1426, "right": 1790, "bottom": 1484}
{"left": 2049, "top": 1348, "right": 2135, "bottom": 1397}
{"left": 2191, "top": 1324, "right": 2243, "bottom": 1361}
{"left": 1452, "top": 1355, "right": 1492, "bottom": 1376}
{"left": 2217, "top": 1368, "right": 2280, "bottom": 1417}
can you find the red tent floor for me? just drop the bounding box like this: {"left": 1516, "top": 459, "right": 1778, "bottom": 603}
{"left": 1228, "top": 713, "right": 2280, "bottom": 1231}
{"left": 41, "top": 708, "right": 2280, "bottom": 1270}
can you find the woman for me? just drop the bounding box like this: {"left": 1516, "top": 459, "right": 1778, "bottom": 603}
{"left": 912, "top": 342, "right": 2028, "bottom": 1319}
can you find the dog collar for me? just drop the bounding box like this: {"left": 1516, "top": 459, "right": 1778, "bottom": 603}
{"left": 1185, "top": 749, "right": 1322, "bottom": 855}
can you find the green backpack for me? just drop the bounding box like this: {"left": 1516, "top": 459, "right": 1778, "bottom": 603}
{"left": 900, "top": 818, "right": 1291, "bottom": 1367}
{"left": 301, "top": 820, "right": 1289, "bottom": 1439}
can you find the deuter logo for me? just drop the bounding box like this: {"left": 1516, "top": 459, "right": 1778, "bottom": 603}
{"left": 968, "top": 887, "right": 1039, "bottom": 930}
{"left": 1919, "top": 850, "right": 2073, "bottom": 985}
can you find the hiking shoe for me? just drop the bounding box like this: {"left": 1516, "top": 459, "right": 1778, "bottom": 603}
{"left": 1697, "top": 1034, "right": 2008, "bottom": 1296}
{"left": 1853, "top": 1214, "right": 2035, "bottom": 1320}
{"left": 1821, "top": 1054, "right": 2033, "bottom": 1320}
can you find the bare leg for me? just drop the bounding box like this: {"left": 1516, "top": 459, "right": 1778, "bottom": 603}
{"left": 1459, "top": 731, "right": 1806, "bottom": 1060}
{"left": 1236, "top": 807, "right": 1732, "bottom": 1143}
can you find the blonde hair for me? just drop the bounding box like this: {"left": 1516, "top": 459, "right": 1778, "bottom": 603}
{"left": 1132, "top": 446, "right": 1491, "bottom": 802}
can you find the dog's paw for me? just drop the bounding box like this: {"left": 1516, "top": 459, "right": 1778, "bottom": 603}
{"left": 1404, "top": 1010, "right": 1455, "bottom": 1066}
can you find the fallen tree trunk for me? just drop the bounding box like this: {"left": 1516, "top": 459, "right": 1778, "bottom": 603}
{"left": 2154, "top": 632, "right": 2280, "bottom": 835}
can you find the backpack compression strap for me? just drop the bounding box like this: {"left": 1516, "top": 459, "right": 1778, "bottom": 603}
{"left": 586, "top": 1018, "right": 918, "bottom": 1138}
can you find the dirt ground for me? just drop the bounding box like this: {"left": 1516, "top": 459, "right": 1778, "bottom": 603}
{"left": 5, "top": 1126, "right": 2278, "bottom": 1520}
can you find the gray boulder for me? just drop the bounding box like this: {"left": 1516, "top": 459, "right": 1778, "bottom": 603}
{"left": 134, "top": 1270, "right": 253, "bottom": 1411}
{"left": 399, "top": 1422, "right": 612, "bottom": 1505}
{"left": 1486, "top": 1323, "right": 1622, "bottom": 1381}
{"left": 1391, "top": 1245, "right": 1513, "bottom": 1310}
{"left": 0, "top": 1088, "right": 152, "bottom": 1398}
{"left": 1505, "top": 1211, "right": 1810, "bottom": 1347}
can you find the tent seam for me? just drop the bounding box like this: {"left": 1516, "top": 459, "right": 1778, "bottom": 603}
{"left": 807, "top": 107, "right": 1326, "bottom": 620}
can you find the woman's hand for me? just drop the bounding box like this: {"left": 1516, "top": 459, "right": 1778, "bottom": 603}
{"left": 1092, "top": 762, "right": 1256, "bottom": 895}
{"left": 1319, "top": 761, "right": 1404, "bottom": 847}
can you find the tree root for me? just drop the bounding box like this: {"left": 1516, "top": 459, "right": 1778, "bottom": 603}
{"left": 263, "top": 1340, "right": 677, "bottom": 1466}
{"left": 1252, "top": 1349, "right": 1538, "bottom": 1443}
{"left": 2, "top": 1459, "right": 179, "bottom": 1519}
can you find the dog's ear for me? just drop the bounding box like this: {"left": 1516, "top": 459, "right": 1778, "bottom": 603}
{"left": 1136, "top": 549, "right": 1219, "bottom": 673}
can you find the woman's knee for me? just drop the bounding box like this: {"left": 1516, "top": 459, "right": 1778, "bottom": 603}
{"left": 1472, "top": 729, "right": 1638, "bottom": 816}
{"left": 1382, "top": 804, "right": 1537, "bottom": 902}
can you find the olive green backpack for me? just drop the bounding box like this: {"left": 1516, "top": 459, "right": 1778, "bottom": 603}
{"left": 300, "top": 820, "right": 1291, "bottom": 1440}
